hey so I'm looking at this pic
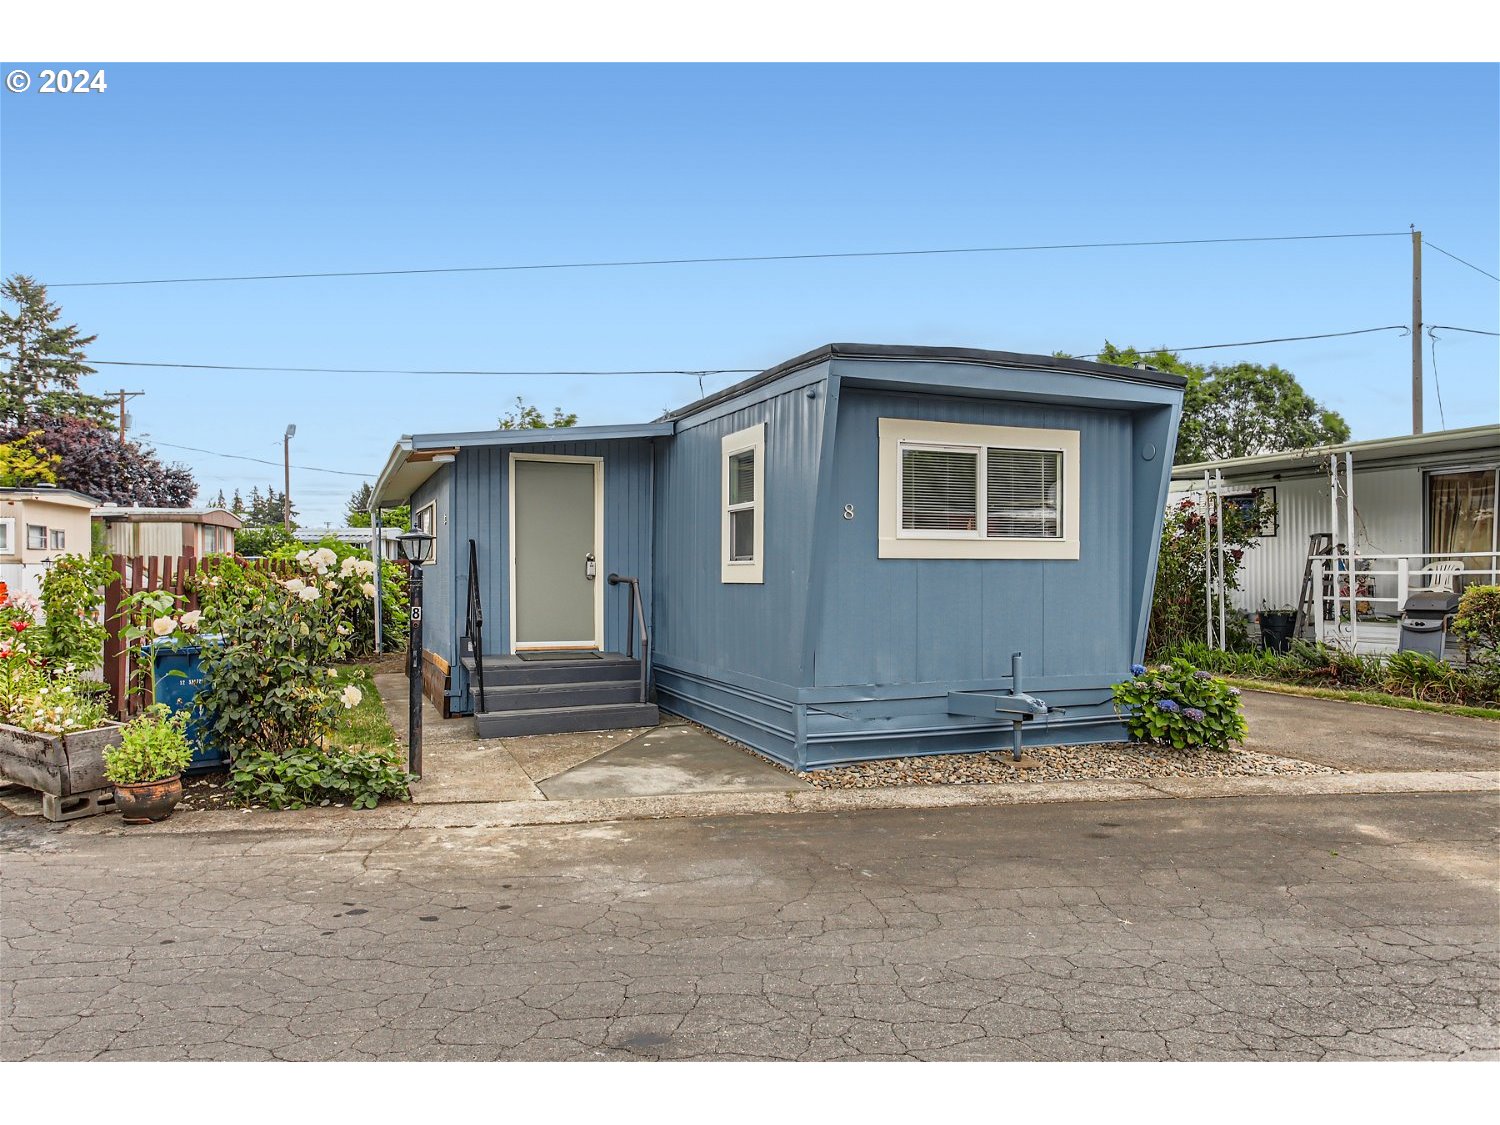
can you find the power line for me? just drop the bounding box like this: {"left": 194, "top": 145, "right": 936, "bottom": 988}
{"left": 46, "top": 231, "right": 1409, "bottom": 288}
{"left": 1426, "top": 328, "right": 1448, "bottom": 429}
{"left": 143, "top": 437, "right": 369, "bottom": 478}
{"left": 1426, "top": 324, "right": 1500, "bottom": 337}
{"left": 1075, "top": 324, "right": 1410, "bottom": 359}
{"left": 91, "top": 360, "right": 760, "bottom": 376}
{"left": 1425, "top": 241, "right": 1500, "bottom": 283}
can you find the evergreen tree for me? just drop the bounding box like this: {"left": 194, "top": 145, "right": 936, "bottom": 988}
{"left": 0, "top": 275, "right": 113, "bottom": 426}
{"left": 231, "top": 488, "right": 244, "bottom": 514}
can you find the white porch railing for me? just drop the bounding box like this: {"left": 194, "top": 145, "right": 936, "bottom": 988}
{"left": 1312, "top": 550, "right": 1499, "bottom": 651}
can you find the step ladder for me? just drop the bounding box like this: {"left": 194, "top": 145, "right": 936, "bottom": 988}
{"left": 1293, "top": 532, "right": 1334, "bottom": 639}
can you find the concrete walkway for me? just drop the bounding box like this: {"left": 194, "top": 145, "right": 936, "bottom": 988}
{"left": 377, "top": 674, "right": 803, "bottom": 805}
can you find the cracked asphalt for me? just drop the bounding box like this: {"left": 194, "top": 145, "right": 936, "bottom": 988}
{"left": 3, "top": 792, "right": 1497, "bottom": 1060}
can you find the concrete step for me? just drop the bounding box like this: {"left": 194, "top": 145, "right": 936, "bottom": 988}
{"left": 474, "top": 703, "right": 659, "bottom": 739}
{"left": 461, "top": 653, "right": 640, "bottom": 687}
{"left": 476, "top": 680, "right": 642, "bottom": 712}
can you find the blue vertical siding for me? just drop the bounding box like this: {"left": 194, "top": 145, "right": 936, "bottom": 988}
{"left": 445, "top": 437, "right": 655, "bottom": 712}
{"left": 651, "top": 368, "right": 829, "bottom": 688}
{"left": 813, "top": 388, "right": 1135, "bottom": 686}
{"left": 409, "top": 466, "right": 455, "bottom": 667}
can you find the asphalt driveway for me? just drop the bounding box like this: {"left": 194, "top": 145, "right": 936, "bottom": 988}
{"left": 4, "top": 791, "right": 1496, "bottom": 1060}
{"left": 1240, "top": 690, "right": 1498, "bottom": 772}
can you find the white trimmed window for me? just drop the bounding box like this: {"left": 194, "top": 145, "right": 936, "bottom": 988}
{"left": 721, "top": 422, "right": 765, "bottom": 583}
{"left": 0, "top": 519, "right": 13, "bottom": 555}
{"left": 412, "top": 502, "right": 437, "bottom": 565}
{"left": 878, "top": 418, "right": 1081, "bottom": 560}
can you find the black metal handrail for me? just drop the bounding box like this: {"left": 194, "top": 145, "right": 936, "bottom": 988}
{"left": 465, "top": 539, "right": 486, "bottom": 708}
{"left": 607, "top": 573, "right": 650, "bottom": 704}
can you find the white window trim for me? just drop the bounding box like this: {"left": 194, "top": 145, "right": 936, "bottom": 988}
{"left": 413, "top": 501, "right": 438, "bottom": 566}
{"left": 878, "top": 418, "right": 1081, "bottom": 560}
{"left": 721, "top": 422, "right": 765, "bottom": 584}
{"left": 0, "top": 518, "right": 13, "bottom": 556}
{"left": 26, "top": 524, "right": 48, "bottom": 551}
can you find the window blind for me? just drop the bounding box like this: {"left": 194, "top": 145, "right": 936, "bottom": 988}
{"left": 986, "top": 448, "right": 1060, "bottom": 538}
{"left": 901, "top": 447, "right": 979, "bottom": 532}
{"left": 729, "top": 450, "right": 755, "bottom": 506}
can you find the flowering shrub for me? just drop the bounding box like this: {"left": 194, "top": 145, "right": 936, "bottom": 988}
{"left": 0, "top": 586, "right": 111, "bottom": 735}
{"left": 266, "top": 540, "right": 409, "bottom": 656}
{"left": 1454, "top": 585, "right": 1500, "bottom": 670}
{"left": 1149, "top": 495, "right": 1269, "bottom": 653}
{"left": 1112, "top": 658, "right": 1247, "bottom": 751}
{"left": 31, "top": 553, "right": 116, "bottom": 669}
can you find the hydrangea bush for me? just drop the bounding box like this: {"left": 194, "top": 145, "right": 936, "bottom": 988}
{"left": 1112, "top": 658, "right": 1247, "bottom": 751}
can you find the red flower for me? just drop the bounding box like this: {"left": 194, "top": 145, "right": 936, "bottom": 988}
{"left": 10, "top": 620, "right": 26, "bottom": 634}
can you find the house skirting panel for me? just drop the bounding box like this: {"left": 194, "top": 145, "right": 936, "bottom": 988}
{"left": 655, "top": 662, "right": 1128, "bottom": 770}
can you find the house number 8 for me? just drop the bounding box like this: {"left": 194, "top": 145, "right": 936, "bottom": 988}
{"left": 842, "top": 504, "right": 855, "bottom": 520}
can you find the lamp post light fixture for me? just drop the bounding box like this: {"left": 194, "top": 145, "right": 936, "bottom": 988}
{"left": 397, "top": 528, "right": 435, "bottom": 778}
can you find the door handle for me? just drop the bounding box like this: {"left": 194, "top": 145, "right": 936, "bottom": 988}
{"left": 585, "top": 552, "right": 597, "bottom": 581}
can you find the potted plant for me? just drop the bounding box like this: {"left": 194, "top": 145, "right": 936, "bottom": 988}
{"left": 103, "top": 704, "right": 193, "bottom": 824}
{"left": 1257, "top": 604, "right": 1298, "bottom": 654}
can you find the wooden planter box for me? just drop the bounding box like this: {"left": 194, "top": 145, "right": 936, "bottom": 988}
{"left": 0, "top": 722, "right": 124, "bottom": 822}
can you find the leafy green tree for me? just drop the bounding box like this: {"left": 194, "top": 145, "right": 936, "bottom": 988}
{"left": 498, "top": 397, "right": 578, "bottom": 430}
{"left": 233, "top": 485, "right": 295, "bottom": 527}
{"left": 0, "top": 275, "right": 113, "bottom": 426}
{"left": 0, "top": 431, "right": 61, "bottom": 486}
{"left": 1090, "top": 343, "right": 1351, "bottom": 464}
{"left": 345, "top": 481, "right": 409, "bottom": 530}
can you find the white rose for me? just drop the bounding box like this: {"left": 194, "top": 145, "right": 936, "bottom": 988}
{"left": 337, "top": 624, "right": 351, "bottom": 636}
{"left": 340, "top": 684, "right": 363, "bottom": 709}
{"left": 283, "top": 578, "right": 305, "bottom": 594}
{"left": 180, "top": 610, "right": 203, "bottom": 631}
{"left": 150, "top": 616, "right": 176, "bottom": 637}
{"left": 361, "top": 582, "right": 376, "bottom": 598}
{"left": 298, "top": 585, "right": 320, "bottom": 602}
{"left": 295, "top": 550, "right": 312, "bottom": 563}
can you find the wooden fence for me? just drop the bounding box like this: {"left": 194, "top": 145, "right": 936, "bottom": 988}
{"left": 101, "top": 552, "right": 298, "bottom": 719}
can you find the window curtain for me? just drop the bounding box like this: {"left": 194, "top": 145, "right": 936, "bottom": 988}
{"left": 1429, "top": 471, "right": 1498, "bottom": 580}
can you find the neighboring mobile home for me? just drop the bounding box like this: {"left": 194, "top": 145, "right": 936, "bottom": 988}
{"left": 292, "top": 525, "right": 403, "bottom": 561}
{"left": 93, "top": 505, "right": 241, "bottom": 558}
{"left": 0, "top": 486, "right": 101, "bottom": 603}
{"left": 1171, "top": 425, "right": 1500, "bottom": 653}
{"left": 373, "top": 343, "right": 1185, "bottom": 768}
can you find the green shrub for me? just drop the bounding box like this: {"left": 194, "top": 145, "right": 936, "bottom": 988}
{"left": 230, "top": 745, "right": 414, "bottom": 810}
{"left": 104, "top": 704, "right": 192, "bottom": 784}
{"left": 1112, "top": 658, "right": 1247, "bottom": 751}
{"left": 1454, "top": 585, "right": 1500, "bottom": 663}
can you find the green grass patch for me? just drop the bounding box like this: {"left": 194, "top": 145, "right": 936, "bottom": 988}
{"left": 1223, "top": 676, "right": 1500, "bottom": 721}
{"left": 330, "top": 666, "right": 399, "bottom": 753}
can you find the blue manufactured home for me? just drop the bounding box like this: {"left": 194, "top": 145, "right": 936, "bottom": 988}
{"left": 373, "top": 343, "right": 1184, "bottom": 768}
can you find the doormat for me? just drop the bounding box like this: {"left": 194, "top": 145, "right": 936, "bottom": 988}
{"left": 515, "top": 650, "right": 604, "bottom": 662}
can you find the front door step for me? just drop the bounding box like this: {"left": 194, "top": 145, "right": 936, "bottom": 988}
{"left": 475, "top": 702, "right": 659, "bottom": 739}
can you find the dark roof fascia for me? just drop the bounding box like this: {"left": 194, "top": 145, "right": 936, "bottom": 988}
{"left": 409, "top": 422, "right": 674, "bottom": 450}
{"left": 661, "top": 343, "right": 1186, "bottom": 422}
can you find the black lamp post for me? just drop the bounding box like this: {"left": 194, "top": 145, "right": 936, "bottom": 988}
{"left": 397, "top": 529, "right": 435, "bottom": 777}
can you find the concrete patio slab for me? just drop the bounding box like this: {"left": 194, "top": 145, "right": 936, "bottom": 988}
{"left": 537, "top": 724, "right": 810, "bottom": 800}
{"left": 504, "top": 726, "right": 653, "bottom": 785}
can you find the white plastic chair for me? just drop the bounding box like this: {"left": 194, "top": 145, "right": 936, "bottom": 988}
{"left": 1411, "top": 559, "right": 1463, "bottom": 593}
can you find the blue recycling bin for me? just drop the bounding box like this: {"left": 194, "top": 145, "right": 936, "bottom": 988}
{"left": 147, "top": 636, "right": 228, "bottom": 773}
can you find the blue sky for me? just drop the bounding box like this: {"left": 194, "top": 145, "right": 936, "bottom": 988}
{"left": 2, "top": 63, "right": 1496, "bottom": 524}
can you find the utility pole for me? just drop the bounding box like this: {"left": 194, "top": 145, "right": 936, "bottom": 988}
{"left": 282, "top": 424, "right": 296, "bottom": 531}
{"left": 102, "top": 390, "right": 145, "bottom": 443}
{"left": 1411, "top": 227, "right": 1423, "bottom": 435}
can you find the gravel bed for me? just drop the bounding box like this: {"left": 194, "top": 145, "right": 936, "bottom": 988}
{"left": 784, "top": 742, "right": 1340, "bottom": 789}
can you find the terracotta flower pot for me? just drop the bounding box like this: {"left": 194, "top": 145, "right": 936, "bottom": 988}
{"left": 113, "top": 776, "right": 184, "bottom": 825}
